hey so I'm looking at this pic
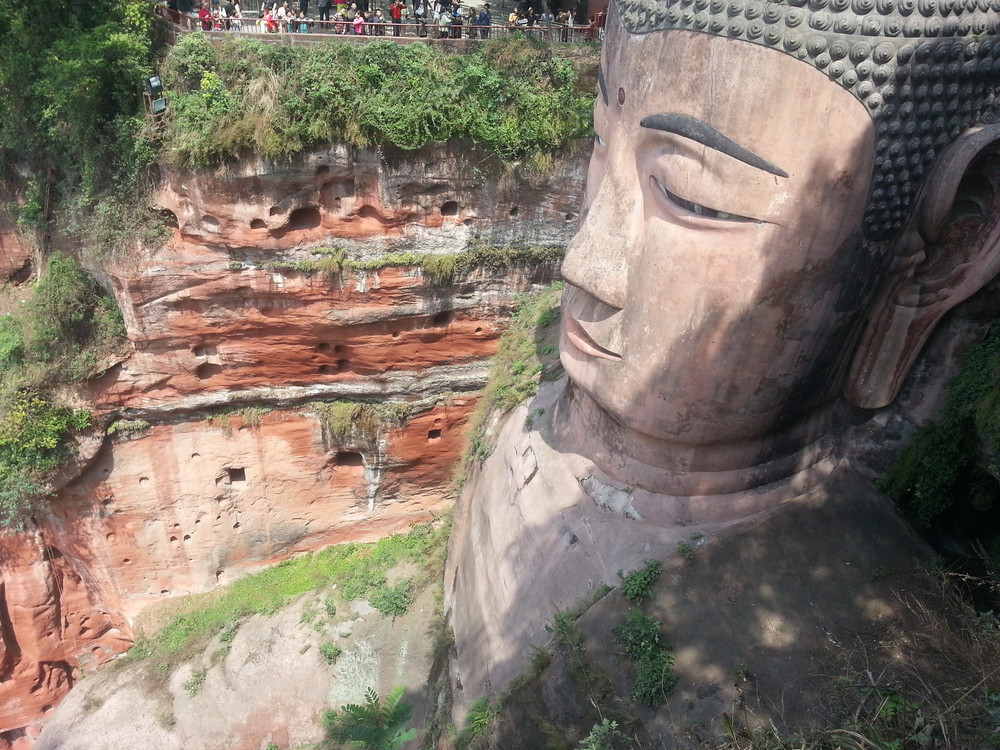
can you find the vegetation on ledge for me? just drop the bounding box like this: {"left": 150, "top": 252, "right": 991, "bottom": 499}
{"left": 126, "top": 520, "right": 448, "bottom": 665}
{"left": 251, "top": 244, "right": 564, "bottom": 284}
{"left": 0, "top": 255, "right": 128, "bottom": 528}
{"left": 160, "top": 34, "right": 596, "bottom": 169}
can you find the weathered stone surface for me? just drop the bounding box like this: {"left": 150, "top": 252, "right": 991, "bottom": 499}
{"left": 89, "top": 248, "right": 550, "bottom": 412}
{"left": 0, "top": 534, "right": 131, "bottom": 743}
{"left": 35, "top": 583, "right": 439, "bottom": 750}
{"left": 445, "top": 379, "right": 809, "bottom": 710}
{"left": 0, "top": 219, "right": 30, "bottom": 282}
{"left": 44, "top": 400, "right": 473, "bottom": 623}
{"left": 156, "top": 141, "right": 586, "bottom": 254}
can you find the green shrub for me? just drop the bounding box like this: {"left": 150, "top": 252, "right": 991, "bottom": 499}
{"left": 456, "top": 697, "right": 495, "bottom": 746}
{"left": 612, "top": 609, "right": 662, "bottom": 661}
{"left": 578, "top": 718, "right": 631, "bottom": 750}
{"left": 675, "top": 541, "right": 695, "bottom": 561}
{"left": 0, "top": 0, "right": 159, "bottom": 259}
{"left": 320, "top": 641, "right": 343, "bottom": 664}
{"left": 613, "top": 609, "right": 677, "bottom": 708}
{"left": 619, "top": 560, "right": 662, "bottom": 604}
{"left": 369, "top": 582, "right": 410, "bottom": 619}
{"left": 0, "top": 255, "right": 126, "bottom": 528}
{"left": 631, "top": 650, "right": 677, "bottom": 708}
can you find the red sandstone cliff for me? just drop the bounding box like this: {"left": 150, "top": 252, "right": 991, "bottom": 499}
{"left": 0, "top": 141, "right": 587, "bottom": 746}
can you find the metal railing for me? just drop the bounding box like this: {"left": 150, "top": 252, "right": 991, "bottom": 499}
{"left": 156, "top": 5, "right": 604, "bottom": 43}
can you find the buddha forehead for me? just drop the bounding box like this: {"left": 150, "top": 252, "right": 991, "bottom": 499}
{"left": 609, "top": 0, "right": 1000, "bottom": 240}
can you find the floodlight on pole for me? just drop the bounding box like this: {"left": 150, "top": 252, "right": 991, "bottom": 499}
{"left": 144, "top": 76, "right": 164, "bottom": 97}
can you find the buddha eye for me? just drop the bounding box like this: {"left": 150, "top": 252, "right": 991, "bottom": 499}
{"left": 650, "top": 175, "right": 756, "bottom": 223}
{"left": 594, "top": 133, "right": 606, "bottom": 148}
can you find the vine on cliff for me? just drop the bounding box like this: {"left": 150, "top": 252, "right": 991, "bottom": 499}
{"left": 453, "top": 283, "right": 563, "bottom": 489}
{"left": 0, "top": 255, "right": 127, "bottom": 529}
{"left": 879, "top": 324, "right": 1000, "bottom": 559}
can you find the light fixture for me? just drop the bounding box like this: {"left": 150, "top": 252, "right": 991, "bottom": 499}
{"left": 144, "top": 76, "right": 164, "bottom": 97}
{"left": 151, "top": 97, "right": 169, "bottom": 115}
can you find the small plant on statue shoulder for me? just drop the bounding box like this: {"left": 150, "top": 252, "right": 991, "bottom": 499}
{"left": 324, "top": 595, "right": 337, "bottom": 617}
{"left": 676, "top": 540, "right": 695, "bottom": 562}
{"left": 613, "top": 609, "right": 662, "bottom": 660}
{"left": 867, "top": 565, "right": 890, "bottom": 583}
{"left": 183, "top": 667, "right": 207, "bottom": 697}
{"left": 320, "top": 641, "right": 343, "bottom": 664}
{"left": 619, "top": 559, "right": 663, "bottom": 603}
{"left": 578, "top": 718, "right": 632, "bottom": 750}
{"left": 370, "top": 582, "right": 410, "bottom": 619}
{"left": 613, "top": 609, "right": 677, "bottom": 708}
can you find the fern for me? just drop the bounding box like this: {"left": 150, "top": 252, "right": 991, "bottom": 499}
{"left": 322, "top": 686, "right": 416, "bottom": 750}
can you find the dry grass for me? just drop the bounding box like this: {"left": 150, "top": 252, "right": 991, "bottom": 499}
{"left": 718, "top": 570, "right": 1000, "bottom": 750}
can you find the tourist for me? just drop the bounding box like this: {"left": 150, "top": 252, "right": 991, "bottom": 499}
{"left": 199, "top": 3, "right": 212, "bottom": 29}
{"left": 333, "top": 7, "right": 347, "bottom": 32}
{"left": 317, "top": 0, "right": 331, "bottom": 27}
{"left": 414, "top": 0, "right": 427, "bottom": 36}
{"left": 476, "top": 2, "right": 490, "bottom": 38}
{"left": 390, "top": 0, "right": 402, "bottom": 35}
{"left": 353, "top": 9, "right": 365, "bottom": 33}
{"left": 437, "top": 8, "right": 450, "bottom": 36}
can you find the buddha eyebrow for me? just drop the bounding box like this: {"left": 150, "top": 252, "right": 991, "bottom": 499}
{"left": 639, "top": 113, "right": 789, "bottom": 178}
{"left": 597, "top": 66, "right": 609, "bottom": 106}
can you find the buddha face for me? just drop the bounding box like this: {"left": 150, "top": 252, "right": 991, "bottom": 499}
{"left": 560, "top": 20, "right": 888, "bottom": 446}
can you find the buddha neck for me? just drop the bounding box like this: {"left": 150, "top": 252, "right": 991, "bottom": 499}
{"left": 551, "top": 381, "right": 837, "bottom": 497}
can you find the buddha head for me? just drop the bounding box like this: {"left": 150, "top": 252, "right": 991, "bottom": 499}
{"left": 559, "top": 0, "right": 1000, "bottom": 493}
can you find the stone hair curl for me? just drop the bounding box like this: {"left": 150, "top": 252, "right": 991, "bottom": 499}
{"left": 614, "top": 0, "right": 1000, "bottom": 239}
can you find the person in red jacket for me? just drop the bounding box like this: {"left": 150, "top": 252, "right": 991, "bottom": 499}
{"left": 390, "top": 0, "right": 402, "bottom": 35}
{"left": 199, "top": 3, "right": 212, "bottom": 29}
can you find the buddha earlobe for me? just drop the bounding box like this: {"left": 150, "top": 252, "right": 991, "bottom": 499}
{"left": 846, "top": 124, "right": 1000, "bottom": 410}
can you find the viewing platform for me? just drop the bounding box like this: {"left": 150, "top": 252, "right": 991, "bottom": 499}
{"left": 156, "top": 3, "right": 605, "bottom": 45}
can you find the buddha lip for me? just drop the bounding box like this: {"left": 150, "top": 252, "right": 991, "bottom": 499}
{"left": 565, "top": 314, "right": 622, "bottom": 361}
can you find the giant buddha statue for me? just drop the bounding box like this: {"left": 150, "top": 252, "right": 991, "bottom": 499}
{"left": 559, "top": 0, "right": 1000, "bottom": 496}
{"left": 446, "top": 0, "right": 1000, "bottom": 728}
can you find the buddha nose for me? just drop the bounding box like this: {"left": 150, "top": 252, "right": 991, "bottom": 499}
{"left": 561, "top": 154, "right": 638, "bottom": 310}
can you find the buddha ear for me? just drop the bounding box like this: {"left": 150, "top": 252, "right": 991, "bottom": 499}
{"left": 846, "top": 124, "right": 1000, "bottom": 409}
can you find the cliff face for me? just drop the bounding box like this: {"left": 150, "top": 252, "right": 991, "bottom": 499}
{"left": 0, "top": 141, "right": 587, "bottom": 747}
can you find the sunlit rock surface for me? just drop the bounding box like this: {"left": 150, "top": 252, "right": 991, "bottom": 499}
{"left": 0, "top": 142, "right": 588, "bottom": 746}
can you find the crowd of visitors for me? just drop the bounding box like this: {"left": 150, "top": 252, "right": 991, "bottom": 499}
{"left": 175, "top": 0, "right": 600, "bottom": 39}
